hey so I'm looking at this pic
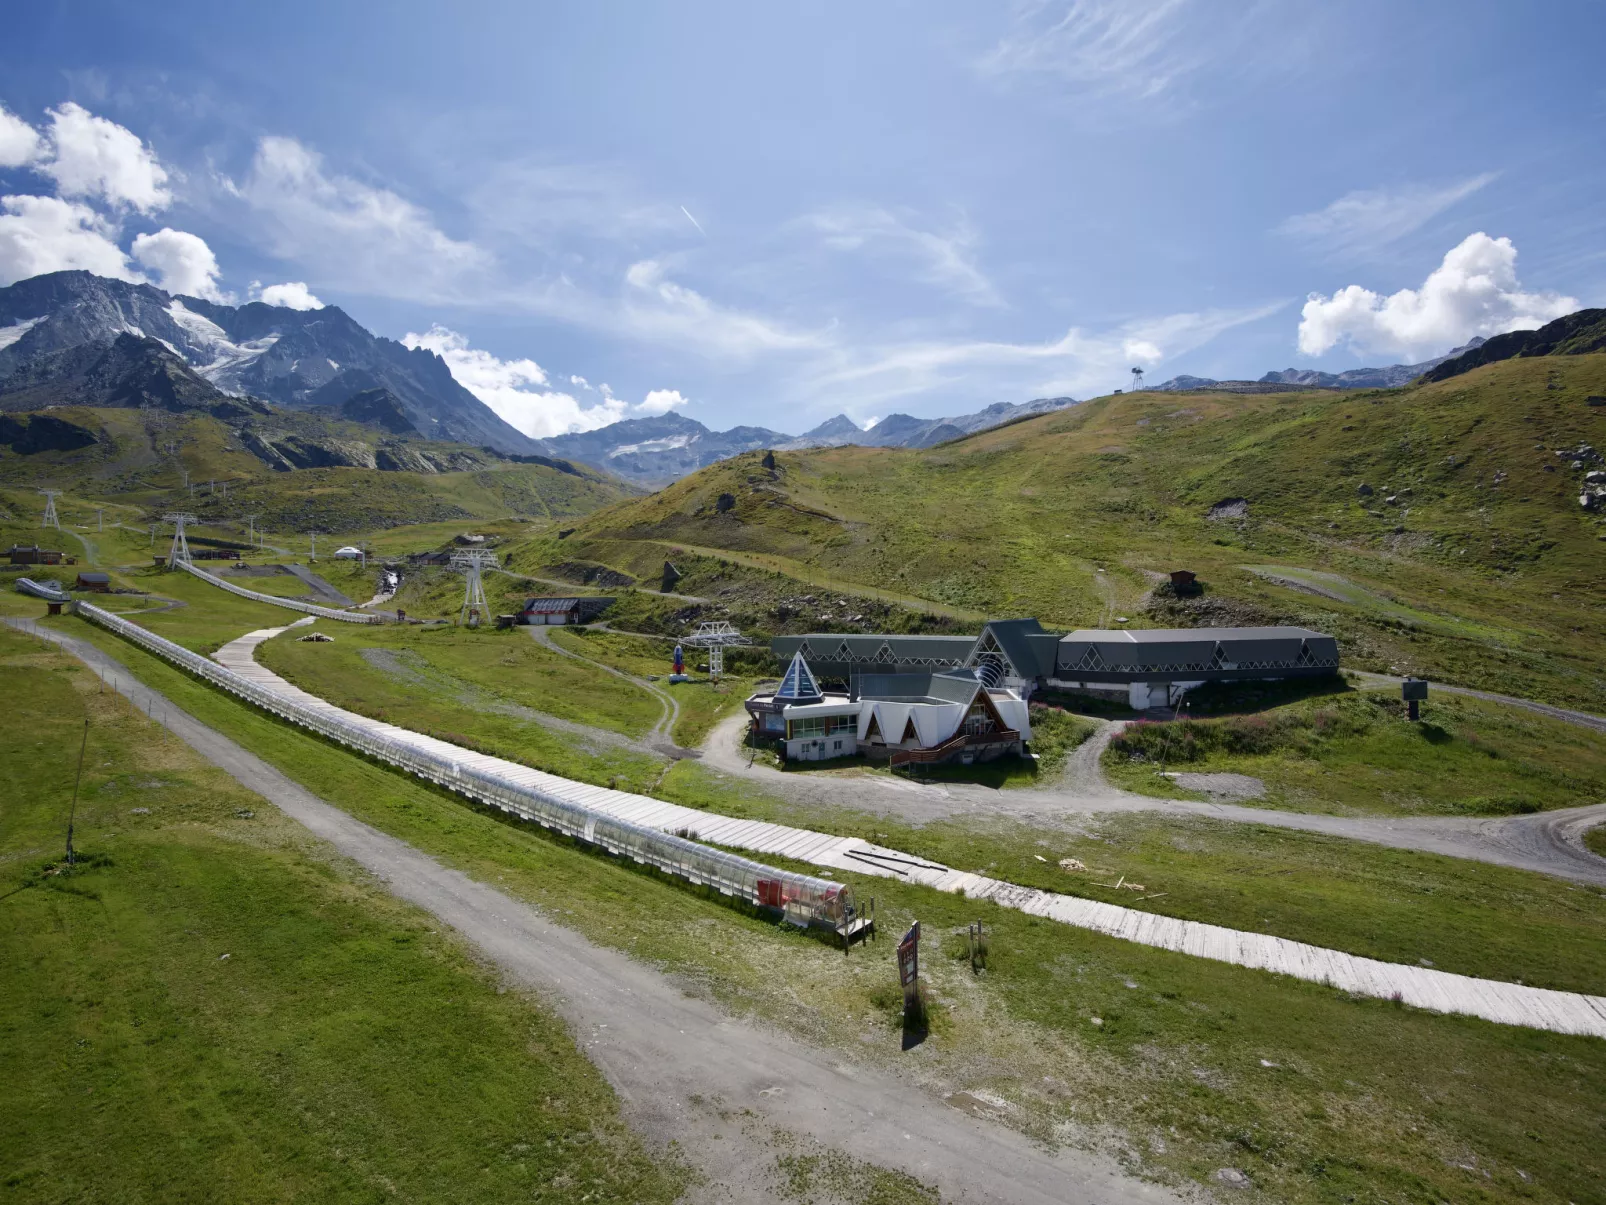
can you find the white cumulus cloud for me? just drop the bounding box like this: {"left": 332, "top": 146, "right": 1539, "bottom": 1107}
{"left": 403, "top": 325, "right": 698, "bottom": 437}
{"left": 0, "top": 194, "right": 134, "bottom": 286}
{"left": 0, "top": 105, "right": 43, "bottom": 168}
{"left": 39, "top": 102, "right": 171, "bottom": 214}
{"left": 636, "top": 388, "right": 688, "bottom": 416}
{"left": 1297, "top": 233, "right": 1578, "bottom": 359}
{"left": 131, "top": 227, "right": 226, "bottom": 300}
{"left": 257, "top": 281, "right": 323, "bottom": 310}
{"left": 403, "top": 324, "right": 626, "bottom": 439}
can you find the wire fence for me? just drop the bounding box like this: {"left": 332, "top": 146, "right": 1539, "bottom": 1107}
{"left": 77, "top": 600, "right": 850, "bottom": 921}
{"left": 181, "top": 561, "right": 382, "bottom": 624}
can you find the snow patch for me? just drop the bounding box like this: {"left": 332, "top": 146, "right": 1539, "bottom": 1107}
{"left": 0, "top": 315, "right": 44, "bottom": 350}
{"left": 608, "top": 434, "right": 693, "bottom": 457}
{"left": 165, "top": 301, "right": 280, "bottom": 389}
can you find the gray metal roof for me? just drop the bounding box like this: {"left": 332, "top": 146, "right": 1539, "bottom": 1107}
{"left": 975, "top": 618, "right": 1046, "bottom": 678}
{"left": 1061, "top": 625, "right": 1330, "bottom": 643}
{"left": 771, "top": 634, "right": 977, "bottom": 665}
{"left": 853, "top": 668, "right": 982, "bottom": 705}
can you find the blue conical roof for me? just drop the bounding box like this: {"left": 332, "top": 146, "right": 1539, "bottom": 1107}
{"left": 775, "top": 651, "right": 823, "bottom": 702}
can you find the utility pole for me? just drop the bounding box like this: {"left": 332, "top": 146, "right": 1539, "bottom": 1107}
{"left": 65, "top": 718, "right": 89, "bottom": 866}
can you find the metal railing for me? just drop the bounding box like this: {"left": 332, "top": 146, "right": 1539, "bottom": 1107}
{"left": 76, "top": 600, "right": 850, "bottom": 922}
{"left": 181, "top": 560, "right": 381, "bottom": 624}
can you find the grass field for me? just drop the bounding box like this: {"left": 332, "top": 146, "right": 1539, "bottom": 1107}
{"left": 547, "top": 625, "right": 754, "bottom": 747}
{"left": 0, "top": 624, "right": 681, "bottom": 1203}
{"left": 40, "top": 613, "right": 1606, "bottom": 1205}
{"left": 1103, "top": 685, "right": 1606, "bottom": 815}
{"left": 256, "top": 621, "right": 666, "bottom": 791}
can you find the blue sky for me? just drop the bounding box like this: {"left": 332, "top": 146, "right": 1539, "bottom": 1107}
{"left": 2, "top": 1, "right": 1604, "bottom": 438}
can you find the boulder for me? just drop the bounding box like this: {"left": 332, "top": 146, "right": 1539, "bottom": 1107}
{"left": 1357, "top": 483, "right": 1374, "bottom": 497}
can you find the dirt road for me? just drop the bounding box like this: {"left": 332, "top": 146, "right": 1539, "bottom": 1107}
{"left": 9, "top": 618, "right": 1178, "bottom": 1204}
{"left": 699, "top": 713, "right": 1606, "bottom": 887}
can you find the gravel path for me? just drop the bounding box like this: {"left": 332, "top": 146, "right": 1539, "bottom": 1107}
{"left": 7, "top": 617, "right": 1180, "bottom": 1205}
{"left": 698, "top": 714, "right": 1606, "bottom": 887}
{"left": 1351, "top": 670, "right": 1606, "bottom": 734}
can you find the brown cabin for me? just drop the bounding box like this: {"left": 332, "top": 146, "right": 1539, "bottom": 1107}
{"left": 76, "top": 572, "right": 111, "bottom": 592}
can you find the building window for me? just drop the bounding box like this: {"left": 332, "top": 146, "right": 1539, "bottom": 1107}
{"left": 962, "top": 702, "right": 996, "bottom": 737}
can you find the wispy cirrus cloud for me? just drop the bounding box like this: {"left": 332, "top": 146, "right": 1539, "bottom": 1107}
{"left": 1277, "top": 173, "right": 1498, "bottom": 259}
{"left": 979, "top": 0, "right": 1205, "bottom": 99}
{"left": 811, "top": 301, "right": 1284, "bottom": 407}
{"left": 802, "top": 204, "right": 1002, "bottom": 307}
{"left": 223, "top": 135, "right": 490, "bottom": 302}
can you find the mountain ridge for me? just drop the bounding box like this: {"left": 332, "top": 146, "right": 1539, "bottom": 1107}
{"left": 0, "top": 271, "right": 541, "bottom": 454}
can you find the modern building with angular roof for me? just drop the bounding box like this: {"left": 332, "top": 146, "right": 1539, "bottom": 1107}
{"left": 744, "top": 653, "right": 1032, "bottom": 766}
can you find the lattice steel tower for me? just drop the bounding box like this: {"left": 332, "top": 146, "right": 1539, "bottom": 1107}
{"left": 39, "top": 489, "right": 61, "bottom": 530}
{"left": 684, "top": 620, "right": 751, "bottom": 682}
{"left": 163, "top": 512, "right": 197, "bottom": 566}
{"left": 451, "top": 551, "right": 497, "bottom": 627}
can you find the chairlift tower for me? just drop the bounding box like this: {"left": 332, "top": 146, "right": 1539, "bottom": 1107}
{"left": 1130, "top": 366, "right": 1144, "bottom": 392}
{"left": 39, "top": 489, "right": 62, "bottom": 530}
{"left": 451, "top": 551, "right": 497, "bottom": 627}
{"left": 243, "top": 513, "right": 259, "bottom": 546}
{"left": 683, "top": 620, "right": 751, "bottom": 682}
{"left": 163, "top": 512, "right": 197, "bottom": 566}
{"left": 94, "top": 508, "right": 104, "bottom": 533}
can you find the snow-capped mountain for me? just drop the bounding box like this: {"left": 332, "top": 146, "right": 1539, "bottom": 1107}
{"left": 535, "top": 412, "right": 789, "bottom": 486}
{"left": 0, "top": 271, "right": 540, "bottom": 454}
{"left": 533, "top": 397, "right": 1081, "bottom": 485}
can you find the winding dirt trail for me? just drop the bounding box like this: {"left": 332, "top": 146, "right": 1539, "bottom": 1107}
{"left": 6, "top": 616, "right": 1181, "bottom": 1205}
{"left": 525, "top": 623, "right": 698, "bottom": 760}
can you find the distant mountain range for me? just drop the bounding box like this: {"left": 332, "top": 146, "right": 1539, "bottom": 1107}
{"left": 1151, "top": 340, "right": 1486, "bottom": 393}
{"left": 0, "top": 271, "right": 540, "bottom": 454}
{"left": 532, "top": 396, "right": 1080, "bottom": 486}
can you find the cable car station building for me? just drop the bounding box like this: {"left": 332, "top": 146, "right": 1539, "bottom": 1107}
{"left": 747, "top": 620, "right": 1339, "bottom": 764}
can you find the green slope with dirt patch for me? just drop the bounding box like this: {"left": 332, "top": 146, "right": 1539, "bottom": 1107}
{"left": 534, "top": 354, "right": 1606, "bottom": 708}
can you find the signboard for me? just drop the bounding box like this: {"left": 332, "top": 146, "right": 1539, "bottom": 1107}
{"left": 1401, "top": 678, "right": 1429, "bottom": 701}
{"left": 897, "top": 921, "right": 920, "bottom": 1007}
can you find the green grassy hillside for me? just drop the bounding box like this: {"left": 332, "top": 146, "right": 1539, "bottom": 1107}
{"left": 538, "top": 355, "right": 1606, "bottom": 707}
{"left": 0, "top": 404, "right": 634, "bottom": 533}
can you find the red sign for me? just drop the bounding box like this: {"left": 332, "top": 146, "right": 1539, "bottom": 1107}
{"left": 897, "top": 921, "right": 920, "bottom": 989}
